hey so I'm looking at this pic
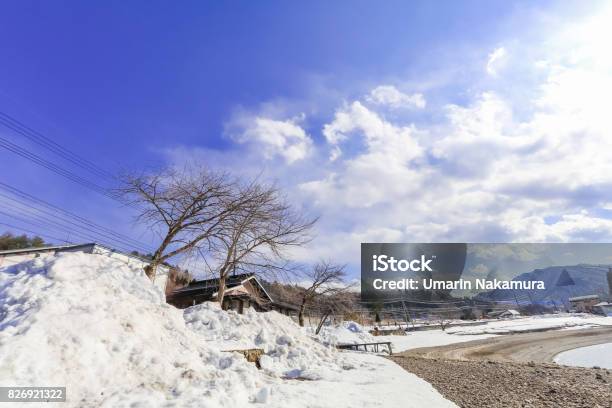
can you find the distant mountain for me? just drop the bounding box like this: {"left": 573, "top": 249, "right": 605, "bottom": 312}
{"left": 476, "top": 264, "right": 611, "bottom": 304}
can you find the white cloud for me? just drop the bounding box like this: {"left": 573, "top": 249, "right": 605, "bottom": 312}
{"left": 167, "top": 4, "right": 612, "bottom": 270}
{"left": 366, "top": 85, "right": 426, "bottom": 109}
{"left": 486, "top": 47, "right": 507, "bottom": 76}
{"left": 228, "top": 114, "right": 313, "bottom": 164}
{"left": 322, "top": 101, "right": 422, "bottom": 165}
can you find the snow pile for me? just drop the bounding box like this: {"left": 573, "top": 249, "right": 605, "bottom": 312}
{"left": 0, "top": 252, "right": 265, "bottom": 407}
{"left": 315, "top": 321, "right": 375, "bottom": 345}
{"left": 447, "top": 314, "right": 612, "bottom": 335}
{"left": 0, "top": 252, "right": 459, "bottom": 407}
{"left": 184, "top": 302, "right": 350, "bottom": 380}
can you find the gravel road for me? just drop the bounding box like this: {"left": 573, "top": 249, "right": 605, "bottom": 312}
{"left": 407, "top": 326, "right": 612, "bottom": 363}
{"left": 389, "top": 327, "right": 612, "bottom": 408}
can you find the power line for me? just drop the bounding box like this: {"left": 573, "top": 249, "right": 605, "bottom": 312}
{"left": 0, "top": 182, "right": 155, "bottom": 253}
{"left": 0, "top": 203, "right": 146, "bottom": 254}
{"left": 0, "top": 195, "right": 152, "bottom": 253}
{"left": 0, "top": 135, "right": 119, "bottom": 201}
{"left": 0, "top": 111, "right": 114, "bottom": 180}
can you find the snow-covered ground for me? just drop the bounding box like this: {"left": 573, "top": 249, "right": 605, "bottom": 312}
{"left": 314, "top": 315, "right": 612, "bottom": 354}
{"left": 554, "top": 343, "right": 612, "bottom": 369}
{"left": 376, "top": 330, "right": 496, "bottom": 353}
{"left": 315, "top": 321, "right": 495, "bottom": 353}
{"left": 0, "top": 252, "right": 457, "bottom": 407}
{"left": 446, "top": 314, "right": 612, "bottom": 335}
{"left": 272, "top": 352, "right": 455, "bottom": 408}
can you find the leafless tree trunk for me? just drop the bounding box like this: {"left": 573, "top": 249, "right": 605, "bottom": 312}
{"left": 315, "top": 311, "right": 330, "bottom": 334}
{"left": 218, "top": 275, "right": 227, "bottom": 309}
{"left": 298, "top": 300, "right": 307, "bottom": 326}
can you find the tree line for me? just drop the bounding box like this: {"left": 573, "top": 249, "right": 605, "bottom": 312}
{"left": 0, "top": 232, "right": 48, "bottom": 251}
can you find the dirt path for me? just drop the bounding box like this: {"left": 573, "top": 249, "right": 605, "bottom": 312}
{"left": 407, "top": 326, "right": 612, "bottom": 363}
{"left": 389, "top": 327, "right": 612, "bottom": 408}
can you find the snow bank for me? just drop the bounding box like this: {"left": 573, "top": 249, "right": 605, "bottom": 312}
{"left": 0, "top": 252, "right": 458, "bottom": 407}
{"left": 184, "top": 302, "right": 349, "bottom": 380}
{"left": 314, "top": 321, "right": 375, "bottom": 345}
{"left": 446, "top": 314, "right": 612, "bottom": 335}
{"left": 0, "top": 253, "right": 264, "bottom": 407}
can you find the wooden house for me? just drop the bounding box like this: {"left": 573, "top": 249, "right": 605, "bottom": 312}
{"left": 167, "top": 272, "right": 299, "bottom": 316}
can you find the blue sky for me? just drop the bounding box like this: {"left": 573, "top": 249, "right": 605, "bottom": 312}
{"left": 1, "top": 1, "right": 612, "bottom": 277}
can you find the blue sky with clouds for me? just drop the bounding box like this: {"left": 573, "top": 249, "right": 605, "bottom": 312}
{"left": 1, "top": 1, "right": 611, "bottom": 277}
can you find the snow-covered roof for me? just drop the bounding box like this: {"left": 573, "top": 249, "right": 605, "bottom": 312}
{"left": 170, "top": 273, "right": 274, "bottom": 303}
{"left": 0, "top": 243, "right": 96, "bottom": 256}
{"left": 0, "top": 243, "right": 157, "bottom": 266}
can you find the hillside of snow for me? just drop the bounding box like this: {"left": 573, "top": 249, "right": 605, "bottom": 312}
{"left": 0, "top": 252, "right": 457, "bottom": 407}
{"left": 0, "top": 252, "right": 264, "bottom": 406}
{"left": 184, "top": 302, "right": 348, "bottom": 380}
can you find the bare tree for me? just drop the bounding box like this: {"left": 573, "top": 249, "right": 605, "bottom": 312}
{"left": 119, "top": 166, "right": 316, "bottom": 307}
{"left": 117, "top": 166, "right": 243, "bottom": 280}
{"left": 295, "top": 261, "right": 349, "bottom": 327}
{"left": 208, "top": 182, "right": 316, "bottom": 306}
{"left": 434, "top": 310, "right": 454, "bottom": 331}
{"left": 313, "top": 290, "right": 357, "bottom": 334}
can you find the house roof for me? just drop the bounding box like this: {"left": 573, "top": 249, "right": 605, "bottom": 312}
{"left": 0, "top": 242, "right": 160, "bottom": 266}
{"left": 568, "top": 294, "right": 600, "bottom": 302}
{"left": 0, "top": 243, "right": 96, "bottom": 256}
{"left": 169, "top": 273, "right": 274, "bottom": 304}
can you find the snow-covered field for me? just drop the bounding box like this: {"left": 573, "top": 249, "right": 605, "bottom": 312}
{"left": 446, "top": 314, "right": 612, "bottom": 335}
{"left": 315, "top": 321, "right": 496, "bottom": 353}
{"left": 314, "top": 315, "right": 612, "bottom": 354}
{"left": 0, "top": 252, "right": 456, "bottom": 407}
{"left": 376, "top": 330, "right": 496, "bottom": 353}
{"left": 554, "top": 343, "right": 612, "bottom": 370}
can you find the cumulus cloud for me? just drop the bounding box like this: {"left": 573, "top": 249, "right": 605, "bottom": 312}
{"left": 486, "top": 47, "right": 507, "bottom": 76}
{"left": 366, "top": 85, "right": 426, "bottom": 109}
{"left": 167, "top": 5, "right": 612, "bottom": 268}
{"left": 228, "top": 114, "right": 313, "bottom": 164}
{"left": 322, "top": 101, "right": 423, "bottom": 165}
